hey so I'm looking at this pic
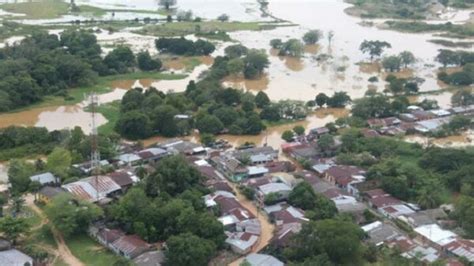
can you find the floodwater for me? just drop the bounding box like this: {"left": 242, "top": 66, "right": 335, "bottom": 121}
{"left": 0, "top": 162, "right": 8, "bottom": 183}
{"left": 405, "top": 130, "right": 474, "bottom": 148}
{"left": 220, "top": 108, "right": 349, "bottom": 148}
{"left": 224, "top": 0, "right": 473, "bottom": 101}
{"left": 0, "top": 89, "right": 128, "bottom": 134}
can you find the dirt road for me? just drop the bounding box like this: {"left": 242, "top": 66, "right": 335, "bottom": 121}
{"left": 227, "top": 183, "right": 275, "bottom": 266}
{"left": 25, "top": 194, "right": 85, "bottom": 266}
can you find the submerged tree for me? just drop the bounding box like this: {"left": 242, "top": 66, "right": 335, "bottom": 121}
{"left": 158, "top": 0, "right": 177, "bottom": 10}
{"left": 360, "top": 40, "right": 392, "bottom": 60}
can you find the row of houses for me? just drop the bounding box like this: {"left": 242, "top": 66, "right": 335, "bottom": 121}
{"left": 89, "top": 224, "right": 164, "bottom": 265}
{"left": 204, "top": 190, "right": 261, "bottom": 254}
{"left": 366, "top": 104, "right": 474, "bottom": 136}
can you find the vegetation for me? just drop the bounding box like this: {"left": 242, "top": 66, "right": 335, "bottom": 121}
{"left": 346, "top": 0, "right": 433, "bottom": 19}
{"left": 288, "top": 182, "right": 338, "bottom": 220}
{"left": 45, "top": 194, "right": 103, "bottom": 237}
{"left": 156, "top": 37, "right": 215, "bottom": 56}
{"left": 386, "top": 21, "right": 474, "bottom": 38}
{"left": 360, "top": 40, "right": 392, "bottom": 60}
{"left": 314, "top": 92, "right": 352, "bottom": 108}
{"left": 66, "top": 234, "right": 123, "bottom": 266}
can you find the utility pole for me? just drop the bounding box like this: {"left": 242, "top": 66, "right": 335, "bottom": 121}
{"left": 89, "top": 93, "right": 101, "bottom": 202}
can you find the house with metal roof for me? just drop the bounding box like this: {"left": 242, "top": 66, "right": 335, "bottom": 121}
{"left": 30, "top": 172, "right": 57, "bottom": 186}
{"left": 225, "top": 232, "right": 259, "bottom": 254}
{"left": 0, "top": 249, "right": 33, "bottom": 266}
{"left": 257, "top": 183, "right": 292, "bottom": 204}
{"left": 62, "top": 175, "right": 121, "bottom": 203}
{"left": 244, "top": 253, "right": 284, "bottom": 266}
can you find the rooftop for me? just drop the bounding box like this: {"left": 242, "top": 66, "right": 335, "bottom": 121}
{"left": 414, "top": 224, "right": 457, "bottom": 245}
{"left": 258, "top": 183, "right": 292, "bottom": 195}
{"left": 245, "top": 253, "right": 284, "bottom": 266}
{"left": 30, "top": 172, "right": 56, "bottom": 185}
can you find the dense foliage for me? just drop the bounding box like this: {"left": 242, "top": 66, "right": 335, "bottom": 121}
{"left": 155, "top": 37, "right": 215, "bottom": 56}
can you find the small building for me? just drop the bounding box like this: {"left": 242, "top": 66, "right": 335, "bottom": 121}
{"left": 30, "top": 172, "right": 57, "bottom": 186}
{"left": 380, "top": 204, "right": 415, "bottom": 219}
{"left": 264, "top": 161, "right": 295, "bottom": 173}
{"left": 414, "top": 224, "right": 457, "bottom": 249}
{"left": 289, "top": 144, "right": 319, "bottom": 160}
{"left": 271, "top": 222, "right": 302, "bottom": 248}
{"left": 225, "top": 232, "right": 259, "bottom": 254}
{"left": 362, "top": 221, "right": 401, "bottom": 246}
{"left": 271, "top": 206, "right": 308, "bottom": 226}
{"left": 232, "top": 147, "right": 278, "bottom": 164}
{"left": 0, "top": 248, "right": 33, "bottom": 266}
{"left": 158, "top": 139, "right": 204, "bottom": 155}
{"left": 62, "top": 175, "right": 122, "bottom": 203}
{"left": 443, "top": 238, "right": 474, "bottom": 263}
{"left": 324, "top": 165, "right": 365, "bottom": 189}
{"left": 108, "top": 171, "right": 140, "bottom": 191}
{"left": 257, "top": 183, "right": 292, "bottom": 204}
{"left": 244, "top": 253, "right": 284, "bottom": 266}
{"left": 137, "top": 148, "right": 168, "bottom": 164}
{"left": 133, "top": 250, "right": 165, "bottom": 266}
{"left": 247, "top": 166, "right": 269, "bottom": 178}
{"left": 403, "top": 245, "right": 440, "bottom": 263}
{"left": 211, "top": 155, "right": 248, "bottom": 182}
{"left": 110, "top": 234, "right": 152, "bottom": 259}
{"left": 72, "top": 160, "right": 110, "bottom": 175}
{"left": 309, "top": 127, "right": 330, "bottom": 138}
{"left": 116, "top": 153, "right": 142, "bottom": 166}
{"left": 38, "top": 186, "right": 66, "bottom": 204}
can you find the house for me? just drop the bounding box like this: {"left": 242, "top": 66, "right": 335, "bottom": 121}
{"left": 271, "top": 206, "right": 308, "bottom": 226}
{"left": 362, "top": 221, "right": 401, "bottom": 246}
{"left": 116, "top": 153, "right": 142, "bottom": 166}
{"left": 264, "top": 161, "right": 295, "bottom": 173}
{"left": 211, "top": 155, "right": 248, "bottom": 182}
{"left": 309, "top": 127, "right": 330, "bottom": 138}
{"left": 137, "top": 147, "right": 168, "bottom": 163}
{"left": 232, "top": 147, "right": 278, "bottom": 164}
{"left": 414, "top": 117, "right": 451, "bottom": 133}
{"left": 110, "top": 234, "right": 152, "bottom": 259}
{"left": 450, "top": 104, "right": 474, "bottom": 115}
{"left": 62, "top": 175, "right": 122, "bottom": 203}
{"left": 30, "top": 172, "right": 57, "bottom": 186}
{"left": 414, "top": 224, "right": 457, "bottom": 250}
{"left": 257, "top": 183, "right": 292, "bottom": 204}
{"left": 443, "top": 238, "right": 474, "bottom": 263}
{"left": 38, "top": 186, "right": 66, "bottom": 204}
{"left": 207, "top": 180, "right": 233, "bottom": 193}
{"left": 347, "top": 179, "right": 381, "bottom": 198}
{"left": 244, "top": 176, "right": 272, "bottom": 189}
{"left": 385, "top": 235, "right": 416, "bottom": 253}
{"left": 380, "top": 204, "right": 415, "bottom": 219}
{"left": 273, "top": 172, "right": 300, "bottom": 188}
{"left": 72, "top": 160, "right": 110, "bottom": 175}
{"left": 430, "top": 109, "right": 451, "bottom": 117}
{"left": 247, "top": 166, "right": 269, "bottom": 178}
{"left": 90, "top": 226, "right": 125, "bottom": 246}
{"left": 311, "top": 162, "right": 333, "bottom": 176}
{"left": 412, "top": 110, "right": 435, "bottom": 121}
{"left": 0, "top": 248, "right": 33, "bottom": 266}
{"left": 324, "top": 165, "right": 365, "bottom": 189}
{"left": 403, "top": 245, "right": 440, "bottom": 263}
{"left": 225, "top": 232, "right": 259, "bottom": 254}
{"left": 133, "top": 250, "right": 165, "bottom": 266}
{"left": 288, "top": 143, "right": 319, "bottom": 160}
{"left": 398, "top": 208, "right": 447, "bottom": 228}
{"left": 158, "top": 139, "right": 205, "bottom": 155}
{"left": 244, "top": 253, "right": 284, "bottom": 266}
{"left": 107, "top": 171, "right": 139, "bottom": 191}
{"left": 365, "top": 189, "right": 402, "bottom": 210}
{"left": 361, "top": 128, "right": 381, "bottom": 138}
{"left": 271, "top": 222, "right": 302, "bottom": 248}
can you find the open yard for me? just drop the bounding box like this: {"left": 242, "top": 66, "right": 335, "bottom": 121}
{"left": 66, "top": 234, "right": 122, "bottom": 266}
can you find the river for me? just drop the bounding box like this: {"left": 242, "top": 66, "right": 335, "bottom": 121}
{"left": 0, "top": 0, "right": 472, "bottom": 145}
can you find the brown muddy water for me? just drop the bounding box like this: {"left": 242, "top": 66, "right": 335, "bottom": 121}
{"left": 405, "top": 130, "right": 474, "bottom": 148}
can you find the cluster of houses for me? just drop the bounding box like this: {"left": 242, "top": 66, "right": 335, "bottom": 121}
{"left": 365, "top": 104, "right": 474, "bottom": 136}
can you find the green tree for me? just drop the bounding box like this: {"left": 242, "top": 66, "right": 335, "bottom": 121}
{"left": 399, "top": 51, "right": 415, "bottom": 68}
{"left": 360, "top": 40, "right": 392, "bottom": 60}
{"left": 165, "top": 233, "right": 216, "bottom": 266}
{"left": 303, "top": 30, "right": 322, "bottom": 45}
{"left": 116, "top": 110, "right": 152, "bottom": 139}
{"left": 224, "top": 44, "right": 248, "bottom": 58}
{"left": 318, "top": 134, "right": 335, "bottom": 152}
{"left": 270, "top": 39, "right": 283, "bottom": 49}
{"left": 280, "top": 39, "right": 304, "bottom": 57}
{"left": 196, "top": 115, "right": 224, "bottom": 135}
{"left": 227, "top": 58, "right": 245, "bottom": 75}
{"left": 282, "top": 130, "right": 294, "bottom": 142}
{"left": 8, "top": 159, "right": 35, "bottom": 194}
{"left": 255, "top": 91, "right": 270, "bottom": 108}
{"left": 46, "top": 148, "right": 72, "bottom": 179}
{"left": 244, "top": 49, "right": 269, "bottom": 79}
{"left": 293, "top": 125, "right": 305, "bottom": 136}
{"left": 288, "top": 182, "right": 317, "bottom": 210}
{"left": 454, "top": 196, "right": 474, "bottom": 238}
{"left": 351, "top": 94, "right": 393, "bottom": 119}
{"left": 137, "top": 51, "right": 162, "bottom": 71}
{"left": 158, "top": 0, "right": 176, "bottom": 10}
{"left": 0, "top": 216, "right": 30, "bottom": 244}
{"left": 46, "top": 194, "right": 103, "bottom": 237}
{"left": 436, "top": 49, "right": 461, "bottom": 67}
{"left": 327, "top": 92, "right": 351, "bottom": 108}
{"left": 315, "top": 93, "right": 329, "bottom": 108}
{"left": 382, "top": 55, "right": 402, "bottom": 72}
{"left": 200, "top": 133, "right": 215, "bottom": 147}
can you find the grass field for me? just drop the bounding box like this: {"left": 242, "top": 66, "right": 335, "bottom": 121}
{"left": 66, "top": 234, "right": 122, "bottom": 266}
{"left": 93, "top": 101, "right": 120, "bottom": 135}
{"left": 137, "top": 21, "right": 269, "bottom": 37}
{"left": 0, "top": 0, "right": 69, "bottom": 19}
{"left": 4, "top": 72, "right": 187, "bottom": 114}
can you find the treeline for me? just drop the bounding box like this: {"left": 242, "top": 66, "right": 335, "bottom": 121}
{"left": 108, "top": 156, "right": 225, "bottom": 266}
{"left": 435, "top": 50, "right": 474, "bottom": 84}
{"left": 5, "top": 126, "right": 119, "bottom": 194}
{"left": 115, "top": 43, "right": 307, "bottom": 140}
{"left": 0, "top": 30, "right": 163, "bottom": 112}
{"left": 155, "top": 37, "right": 215, "bottom": 56}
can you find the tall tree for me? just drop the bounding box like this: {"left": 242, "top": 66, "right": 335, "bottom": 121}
{"left": 360, "top": 40, "right": 392, "bottom": 60}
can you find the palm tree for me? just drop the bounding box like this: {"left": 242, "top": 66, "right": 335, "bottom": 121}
{"left": 12, "top": 196, "right": 25, "bottom": 215}
{"left": 417, "top": 189, "right": 438, "bottom": 209}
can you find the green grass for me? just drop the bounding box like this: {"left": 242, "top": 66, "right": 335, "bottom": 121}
{"left": 53, "top": 258, "right": 68, "bottom": 266}
{"left": 137, "top": 21, "right": 270, "bottom": 37}
{"left": 3, "top": 71, "right": 187, "bottom": 114}
{"left": 66, "top": 234, "right": 122, "bottom": 266}
{"left": 30, "top": 224, "right": 57, "bottom": 248}
{"left": 92, "top": 101, "right": 121, "bottom": 135}
{"left": 0, "top": 0, "right": 69, "bottom": 19}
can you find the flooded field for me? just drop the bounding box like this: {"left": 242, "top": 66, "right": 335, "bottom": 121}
{"left": 405, "top": 130, "right": 474, "bottom": 148}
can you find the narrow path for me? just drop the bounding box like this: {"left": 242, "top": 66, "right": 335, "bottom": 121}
{"left": 227, "top": 183, "right": 275, "bottom": 266}
{"left": 24, "top": 194, "right": 85, "bottom": 266}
